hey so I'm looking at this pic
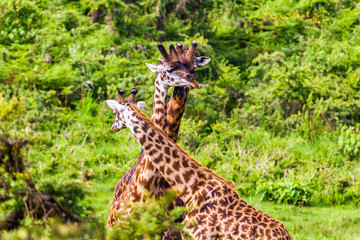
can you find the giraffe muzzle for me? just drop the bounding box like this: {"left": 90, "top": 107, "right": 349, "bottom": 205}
{"left": 187, "top": 75, "right": 199, "bottom": 89}
{"left": 111, "top": 122, "right": 122, "bottom": 132}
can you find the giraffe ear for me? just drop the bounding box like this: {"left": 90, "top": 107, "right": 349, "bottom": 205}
{"left": 145, "top": 63, "right": 164, "bottom": 72}
{"left": 106, "top": 100, "right": 125, "bottom": 112}
{"left": 195, "top": 56, "right": 211, "bottom": 66}
{"left": 136, "top": 101, "right": 145, "bottom": 110}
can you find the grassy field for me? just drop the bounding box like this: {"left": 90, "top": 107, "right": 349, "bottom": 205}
{"left": 247, "top": 198, "right": 360, "bottom": 240}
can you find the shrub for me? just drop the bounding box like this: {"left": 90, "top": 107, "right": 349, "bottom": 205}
{"left": 336, "top": 125, "right": 360, "bottom": 161}
{"left": 256, "top": 181, "right": 313, "bottom": 206}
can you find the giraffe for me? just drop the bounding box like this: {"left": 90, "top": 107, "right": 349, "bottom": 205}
{"left": 107, "top": 42, "right": 210, "bottom": 228}
{"left": 106, "top": 94, "right": 293, "bottom": 240}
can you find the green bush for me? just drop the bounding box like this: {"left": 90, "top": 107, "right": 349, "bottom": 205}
{"left": 336, "top": 125, "right": 360, "bottom": 161}
{"left": 256, "top": 181, "right": 313, "bottom": 205}
{"left": 0, "top": 0, "right": 43, "bottom": 45}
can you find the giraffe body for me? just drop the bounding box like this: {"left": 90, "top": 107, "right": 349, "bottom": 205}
{"left": 106, "top": 99, "right": 293, "bottom": 240}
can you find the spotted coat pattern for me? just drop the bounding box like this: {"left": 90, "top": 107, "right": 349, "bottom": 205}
{"left": 107, "top": 101, "right": 293, "bottom": 240}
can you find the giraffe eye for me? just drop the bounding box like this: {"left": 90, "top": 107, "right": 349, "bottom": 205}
{"left": 166, "top": 69, "right": 174, "bottom": 73}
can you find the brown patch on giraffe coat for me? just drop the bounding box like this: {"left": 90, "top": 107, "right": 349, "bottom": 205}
{"left": 153, "top": 153, "right": 163, "bottom": 163}
{"left": 164, "top": 146, "right": 171, "bottom": 156}
{"left": 197, "top": 171, "right": 207, "bottom": 180}
{"left": 141, "top": 122, "right": 150, "bottom": 133}
{"left": 265, "top": 228, "right": 272, "bottom": 238}
{"left": 155, "top": 108, "right": 164, "bottom": 114}
{"left": 181, "top": 157, "right": 189, "bottom": 168}
{"left": 166, "top": 167, "right": 173, "bottom": 175}
{"left": 148, "top": 149, "right": 156, "bottom": 156}
{"left": 157, "top": 135, "right": 165, "bottom": 144}
{"left": 175, "top": 174, "right": 183, "bottom": 184}
{"left": 190, "top": 178, "right": 205, "bottom": 193}
{"left": 154, "top": 118, "right": 162, "bottom": 126}
{"left": 259, "top": 227, "right": 264, "bottom": 236}
{"left": 231, "top": 224, "right": 240, "bottom": 236}
{"left": 168, "top": 107, "right": 179, "bottom": 116}
{"left": 183, "top": 169, "right": 195, "bottom": 180}
{"left": 172, "top": 149, "right": 179, "bottom": 158}
{"left": 149, "top": 129, "right": 156, "bottom": 138}
{"left": 241, "top": 224, "right": 250, "bottom": 232}
{"left": 131, "top": 119, "right": 140, "bottom": 124}
{"left": 139, "top": 135, "right": 146, "bottom": 145}
{"left": 211, "top": 186, "right": 222, "bottom": 198}
{"left": 142, "top": 175, "right": 155, "bottom": 190}
{"left": 147, "top": 161, "right": 154, "bottom": 171}
{"left": 241, "top": 216, "right": 251, "bottom": 224}
{"left": 172, "top": 161, "right": 180, "bottom": 171}
{"left": 144, "top": 144, "right": 153, "bottom": 151}
{"left": 193, "top": 193, "right": 205, "bottom": 205}
{"left": 181, "top": 186, "right": 189, "bottom": 198}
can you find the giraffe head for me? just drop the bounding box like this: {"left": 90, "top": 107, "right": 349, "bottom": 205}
{"left": 108, "top": 88, "right": 145, "bottom": 132}
{"left": 146, "top": 44, "right": 199, "bottom": 89}
{"left": 175, "top": 41, "right": 211, "bottom": 74}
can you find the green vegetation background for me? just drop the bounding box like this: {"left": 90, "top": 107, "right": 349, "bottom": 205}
{"left": 1, "top": 0, "right": 360, "bottom": 239}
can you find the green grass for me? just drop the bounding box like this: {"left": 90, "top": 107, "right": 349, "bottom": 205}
{"left": 245, "top": 197, "right": 360, "bottom": 240}
{"left": 245, "top": 196, "right": 360, "bottom": 240}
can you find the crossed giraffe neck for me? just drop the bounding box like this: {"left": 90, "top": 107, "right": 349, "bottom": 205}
{"left": 106, "top": 100, "right": 293, "bottom": 239}
{"left": 107, "top": 43, "right": 204, "bottom": 230}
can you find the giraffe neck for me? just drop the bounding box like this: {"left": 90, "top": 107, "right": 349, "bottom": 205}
{"left": 165, "top": 86, "right": 189, "bottom": 142}
{"left": 151, "top": 73, "right": 169, "bottom": 132}
{"left": 125, "top": 105, "right": 229, "bottom": 207}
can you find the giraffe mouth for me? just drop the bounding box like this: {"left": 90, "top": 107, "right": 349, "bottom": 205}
{"left": 190, "top": 80, "right": 199, "bottom": 89}
{"left": 111, "top": 126, "right": 121, "bottom": 132}
{"left": 111, "top": 123, "right": 122, "bottom": 132}
{"left": 186, "top": 74, "right": 199, "bottom": 89}
{"left": 189, "top": 78, "right": 199, "bottom": 89}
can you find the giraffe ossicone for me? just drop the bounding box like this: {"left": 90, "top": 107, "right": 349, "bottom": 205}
{"left": 106, "top": 95, "right": 293, "bottom": 240}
